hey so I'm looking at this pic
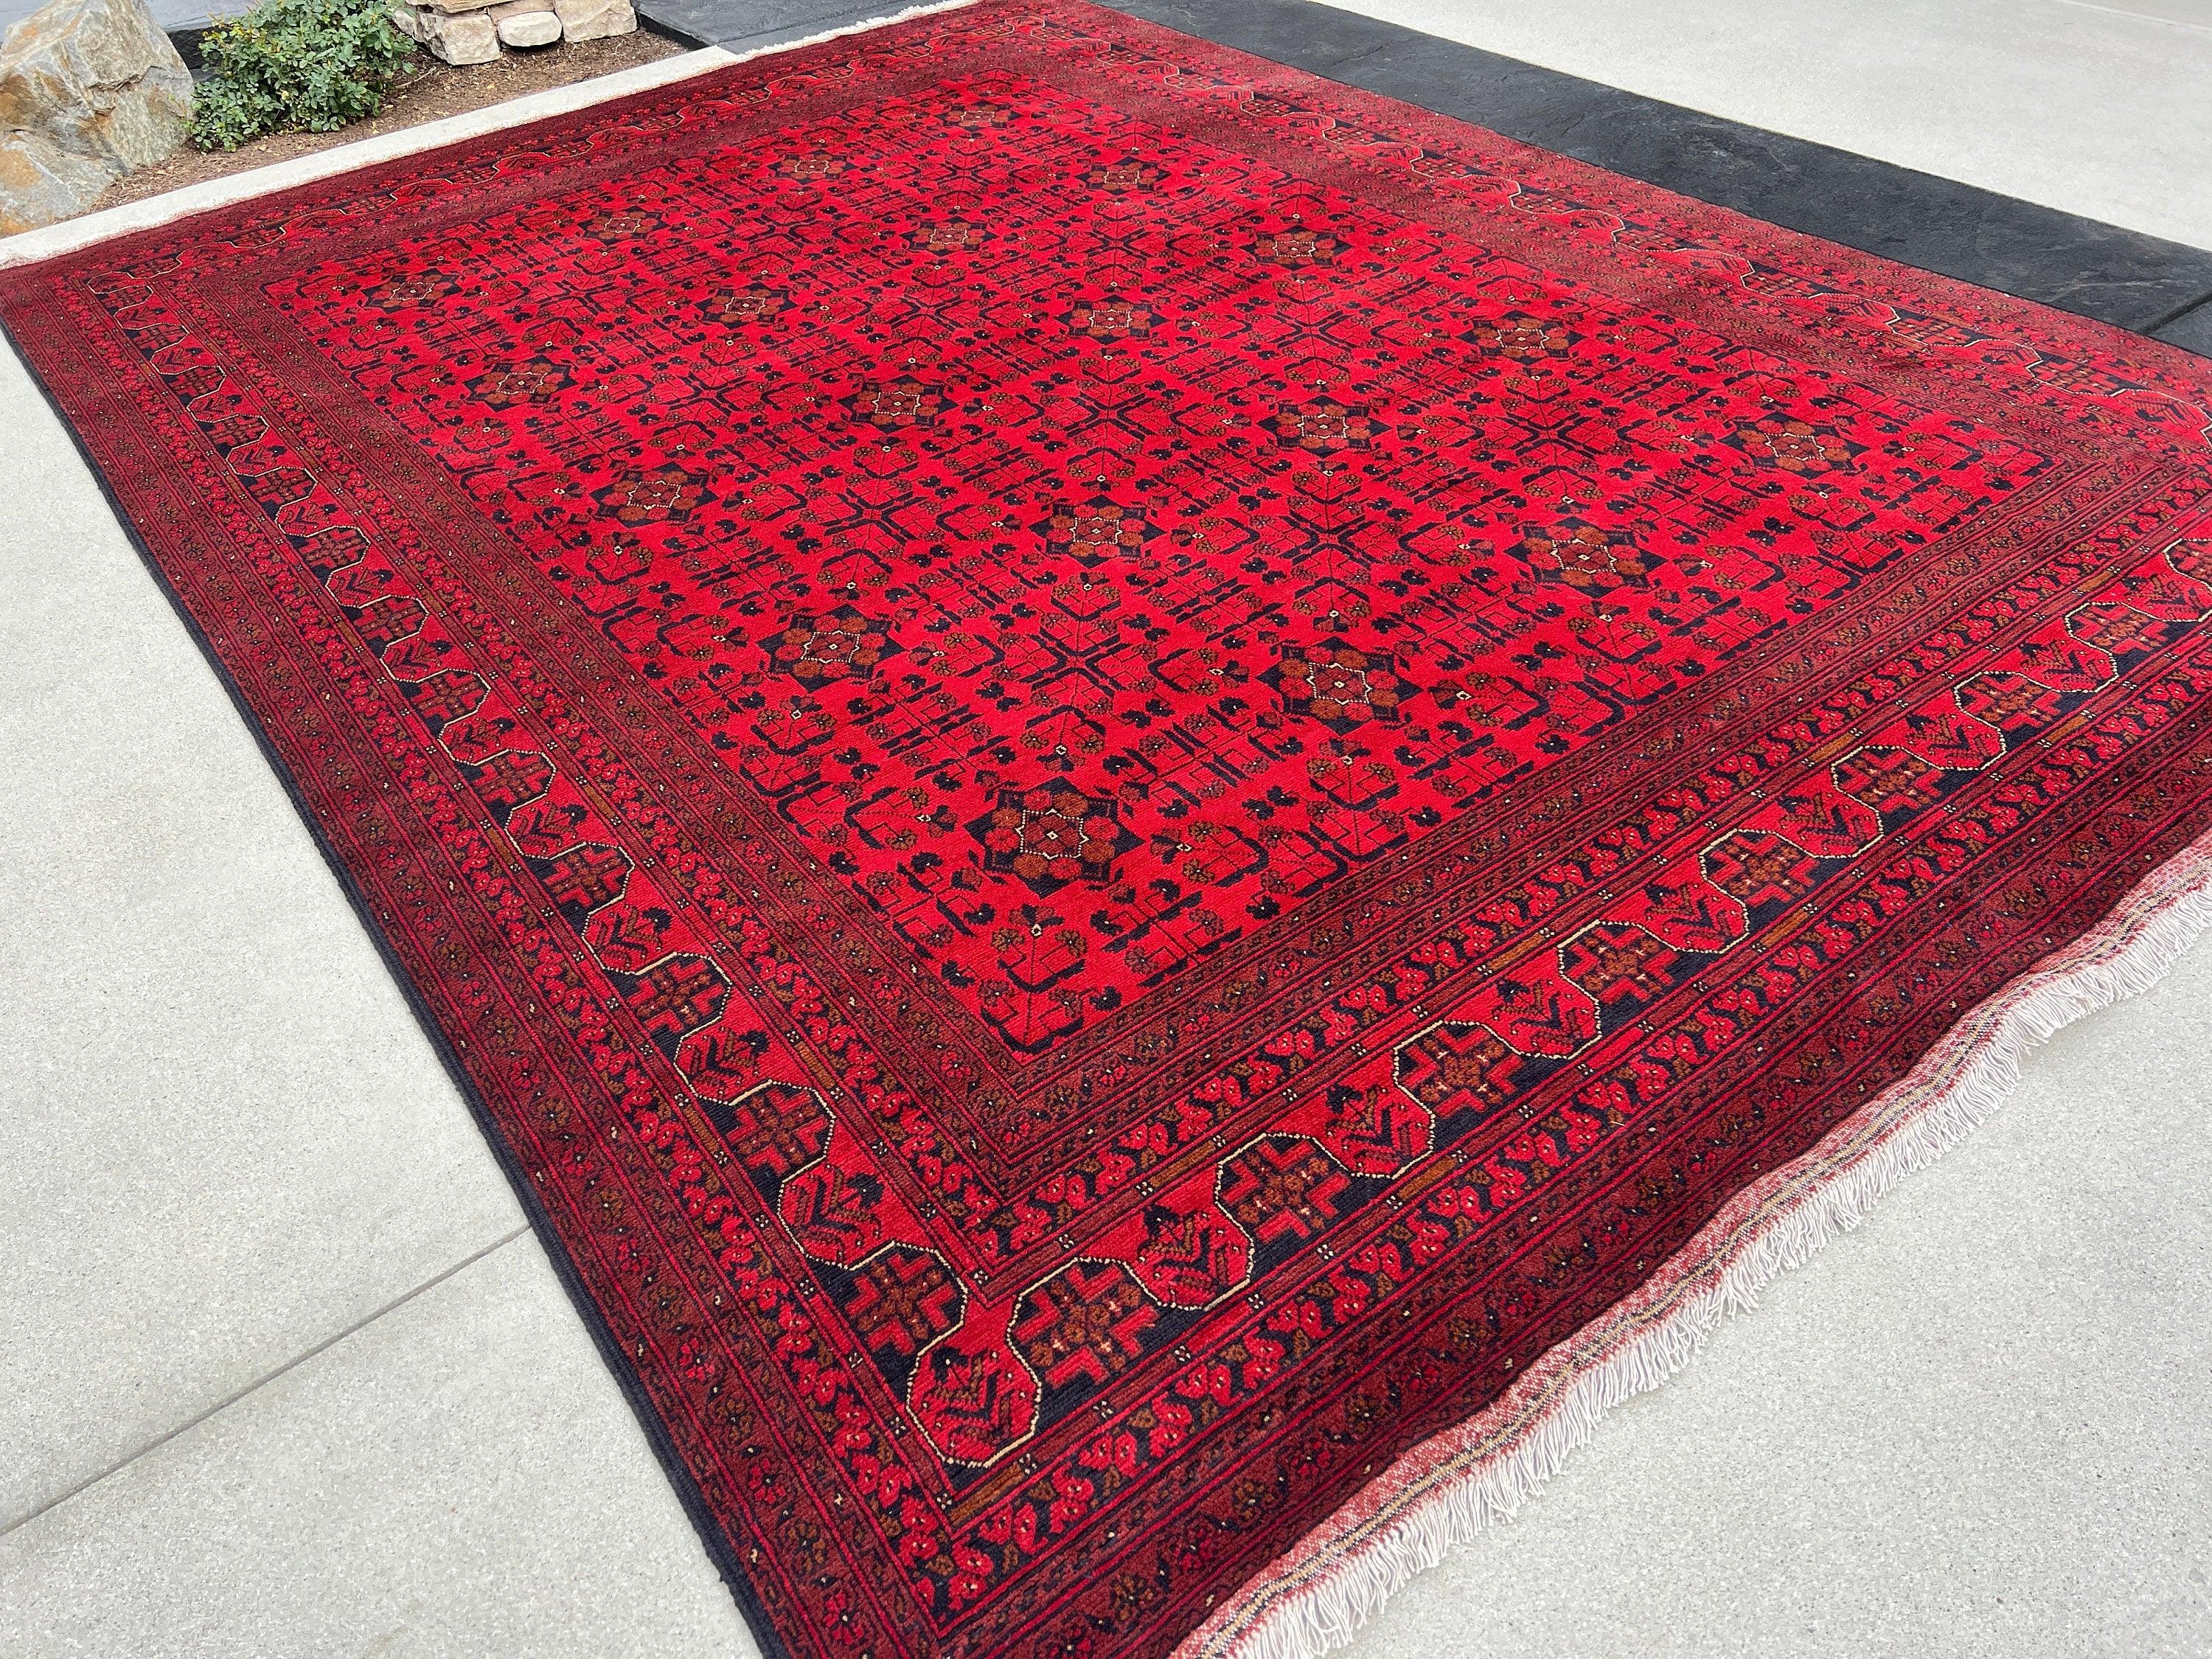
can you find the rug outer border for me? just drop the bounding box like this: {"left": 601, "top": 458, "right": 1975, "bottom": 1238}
{"left": 5, "top": 6, "right": 2212, "bottom": 1658}
{"left": 1179, "top": 815, "right": 2212, "bottom": 1656}
{"left": 0, "top": 1, "right": 988, "bottom": 274}
{"left": 0, "top": 310, "right": 804, "bottom": 1659}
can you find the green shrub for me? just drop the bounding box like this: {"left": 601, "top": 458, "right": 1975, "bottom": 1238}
{"left": 189, "top": 0, "right": 420, "bottom": 152}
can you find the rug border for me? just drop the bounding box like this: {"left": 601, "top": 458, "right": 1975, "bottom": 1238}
{"left": 1, "top": 298, "right": 804, "bottom": 1652}
{"left": 0, "top": 1, "right": 981, "bottom": 274}
{"left": 1179, "top": 823, "right": 2212, "bottom": 1657}
{"left": 8, "top": 7, "right": 2211, "bottom": 1656}
{"left": 0, "top": 49, "right": 727, "bottom": 272}
{"left": 12, "top": 0, "right": 2211, "bottom": 352}
{"left": 1089, "top": 0, "right": 2212, "bottom": 344}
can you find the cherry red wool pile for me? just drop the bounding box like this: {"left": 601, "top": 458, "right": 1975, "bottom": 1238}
{"left": 8, "top": 4, "right": 2212, "bottom": 1654}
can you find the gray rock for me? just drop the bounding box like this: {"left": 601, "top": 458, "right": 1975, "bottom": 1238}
{"left": 0, "top": 0, "right": 190, "bottom": 233}
{"left": 554, "top": 0, "right": 633, "bottom": 41}
{"left": 490, "top": 1, "right": 558, "bottom": 46}
{"left": 0, "top": 125, "right": 114, "bottom": 231}
{"left": 389, "top": 0, "right": 498, "bottom": 63}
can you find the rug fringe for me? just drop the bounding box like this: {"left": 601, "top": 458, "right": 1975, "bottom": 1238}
{"left": 1179, "top": 824, "right": 2212, "bottom": 1659}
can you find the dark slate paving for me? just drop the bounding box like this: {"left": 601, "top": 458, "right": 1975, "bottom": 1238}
{"left": 638, "top": 0, "right": 898, "bottom": 53}
{"left": 629, "top": 0, "right": 2212, "bottom": 347}
{"left": 1109, "top": 0, "right": 1403, "bottom": 68}
{"left": 2152, "top": 299, "right": 2212, "bottom": 358}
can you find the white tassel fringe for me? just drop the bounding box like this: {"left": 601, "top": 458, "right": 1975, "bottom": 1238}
{"left": 1180, "top": 824, "right": 2212, "bottom": 1659}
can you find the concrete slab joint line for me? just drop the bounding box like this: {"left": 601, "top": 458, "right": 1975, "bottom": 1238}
{"left": 2150, "top": 291, "right": 2212, "bottom": 355}
{"left": 0, "top": 1228, "right": 535, "bottom": 1539}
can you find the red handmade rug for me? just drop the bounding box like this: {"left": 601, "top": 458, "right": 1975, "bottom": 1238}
{"left": 9, "top": 4, "right": 2212, "bottom": 1653}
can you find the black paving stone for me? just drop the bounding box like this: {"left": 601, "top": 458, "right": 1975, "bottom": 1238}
{"left": 2152, "top": 299, "right": 2212, "bottom": 358}
{"left": 1105, "top": 0, "right": 1404, "bottom": 68}
{"left": 640, "top": 0, "right": 900, "bottom": 53}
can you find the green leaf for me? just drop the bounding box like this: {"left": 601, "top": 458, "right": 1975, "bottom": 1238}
{"left": 187, "top": 0, "right": 422, "bottom": 151}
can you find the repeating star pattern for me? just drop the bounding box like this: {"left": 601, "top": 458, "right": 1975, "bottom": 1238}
{"left": 7, "top": 4, "right": 2211, "bottom": 1657}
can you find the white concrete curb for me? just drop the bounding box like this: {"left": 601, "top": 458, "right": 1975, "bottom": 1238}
{"left": 0, "top": 0, "right": 975, "bottom": 270}
{"left": 0, "top": 48, "right": 733, "bottom": 271}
